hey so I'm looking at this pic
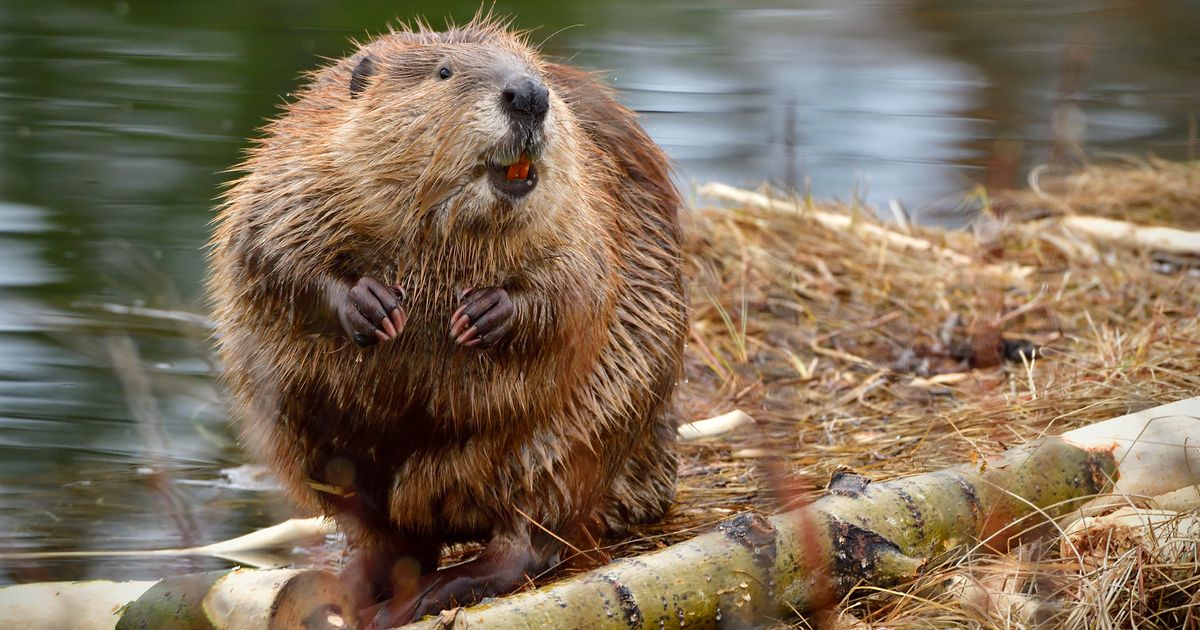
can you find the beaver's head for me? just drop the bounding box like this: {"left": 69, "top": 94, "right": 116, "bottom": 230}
{"left": 332, "top": 21, "right": 585, "bottom": 234}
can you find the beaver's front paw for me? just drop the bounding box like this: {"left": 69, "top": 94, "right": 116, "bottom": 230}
{"left": 449, "top": 287, "right": 514, "bottom": 348}
{"left": 338, "top": 277, "right": 407, "bottom": 347}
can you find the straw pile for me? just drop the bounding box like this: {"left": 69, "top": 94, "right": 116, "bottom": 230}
{"left": 597, "top": 158, "right": 1200, "bottom": 628}
{"left": 997, "top": 157, "right": 1200, "bottom": 229}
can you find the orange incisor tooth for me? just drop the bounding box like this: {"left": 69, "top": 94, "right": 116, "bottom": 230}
{"left": 505, "top": 152, "right": 531, "bottom": 181}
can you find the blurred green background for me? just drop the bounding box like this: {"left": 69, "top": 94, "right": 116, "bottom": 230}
{"left": 0, "top": 0, "right": 1196, "bottom": 584}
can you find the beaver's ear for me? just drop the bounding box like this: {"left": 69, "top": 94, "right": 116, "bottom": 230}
{"left": 350, "top": 55, "right": 376, "bottom": 99}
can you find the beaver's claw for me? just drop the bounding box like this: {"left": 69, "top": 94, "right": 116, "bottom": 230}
{"left": 339, "top": 277, "right": 407, "bottom": 347}
{"left": 450, "top": 287, "right": 514, "bottom": 348}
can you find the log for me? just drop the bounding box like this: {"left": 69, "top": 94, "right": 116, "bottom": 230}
{"left": 698, "top": 183, "right": 1035, "bottom": 282}
{"left": 0, "top": 520, "right": 345, "bottom": 629}
{"left": 395, "top": 396, "right": 1199, "bottom": 629}
{"left": 0, "top": 568, "right": 353, "bottom": 630}
{"left": 0, "top": 517, "right": 335, "bottom": 569}
{"left": 117, "top": 568, "right": 353, "bottom": 630}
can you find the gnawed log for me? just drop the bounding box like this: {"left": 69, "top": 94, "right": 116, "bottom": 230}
{"left": 396, "top": 396, "right": 1199, "bottom": 629}
{"left": 0, "top": 568, "right": 353, "bottom": 630}
{"left": 118, "top": 568, "right": 353, "bottom": 630}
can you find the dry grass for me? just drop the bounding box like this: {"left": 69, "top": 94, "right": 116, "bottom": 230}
{"left": 996, "top": 157, "right": 1200, "bottom": 229}
{"left": 607, "top": 158, "right": 1200, "bottom": 628}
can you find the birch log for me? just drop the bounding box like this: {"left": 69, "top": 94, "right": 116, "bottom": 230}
{"left": 0, "top": 568, "right": 353, "bottom": 630}
{"left": 397, "top": 396, "right": 1200, "bottom": 630}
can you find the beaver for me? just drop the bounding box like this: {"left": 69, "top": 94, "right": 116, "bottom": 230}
{"left": 207, "top": 15, "right": 687, "bottom": 626}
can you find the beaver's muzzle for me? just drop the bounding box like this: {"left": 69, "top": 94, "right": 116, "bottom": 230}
{"left": 500, "top": 75, "right": 549, "bottom": 126}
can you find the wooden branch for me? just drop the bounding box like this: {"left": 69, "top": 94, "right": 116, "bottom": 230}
{"left": 0, "top": 517, "right": 335, "bottom": 569}
{"left": 396, "top": 397, "right": 1199, "bottom": 629}
{"left": 677, "top": 410, "right": 754, "bottom": 441}
{"left": 1060, "top": 215, "right": 1200, "bottom": 256}
{"left": 698, "top": 183, "right": 1034, "bottom": 282}
{"left": 192, "top": 517, "right": 335, "bottom": 567}
{"left": 0, "top": 579, "right": 157, "bottom": 630}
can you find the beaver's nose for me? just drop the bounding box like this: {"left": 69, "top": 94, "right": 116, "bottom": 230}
{"left": 501, "top": 76, "right": 549, "bottom": 122}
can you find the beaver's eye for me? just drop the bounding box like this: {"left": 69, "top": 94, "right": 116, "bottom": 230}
{"left": 437, "top": 67, "right": 452, "bottom": 80}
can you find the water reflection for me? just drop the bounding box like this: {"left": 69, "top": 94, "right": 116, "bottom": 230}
{"left": 0, "top": 0, "right": 1196, "bottom": 584}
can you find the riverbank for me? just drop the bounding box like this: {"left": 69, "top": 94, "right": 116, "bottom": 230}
{"left": 651, "top": 157, "right": 1199, "bottom": 628}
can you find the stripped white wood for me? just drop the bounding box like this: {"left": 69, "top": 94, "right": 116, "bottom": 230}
{"left": 1062, "top": 396, "right": 1200, "bottom": 497}
{"left": 0, "top": 579, "right": 156, "bottom": 630}
{"left": 1062, "top": 215, "right": 1200, "bottom": 256}
{"left": 677, "top": 409, "right": 754, "bottom": 441}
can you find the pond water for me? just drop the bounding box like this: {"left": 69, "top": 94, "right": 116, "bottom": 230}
{"left": 1, "top": 0, "right": 1197, "bottom": 584}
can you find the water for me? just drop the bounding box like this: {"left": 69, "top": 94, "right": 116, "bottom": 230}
{"left": 0, "top": 0, "right": 1196, "bottom": 584}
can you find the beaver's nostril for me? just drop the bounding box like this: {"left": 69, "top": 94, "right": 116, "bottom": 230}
{"left": 501, "top": 76, "right": 549, "bottom": 121}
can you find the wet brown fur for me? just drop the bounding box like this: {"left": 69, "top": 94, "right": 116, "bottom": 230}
{"left": 207, "top": 14, "right": 686, "bottom": 613}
